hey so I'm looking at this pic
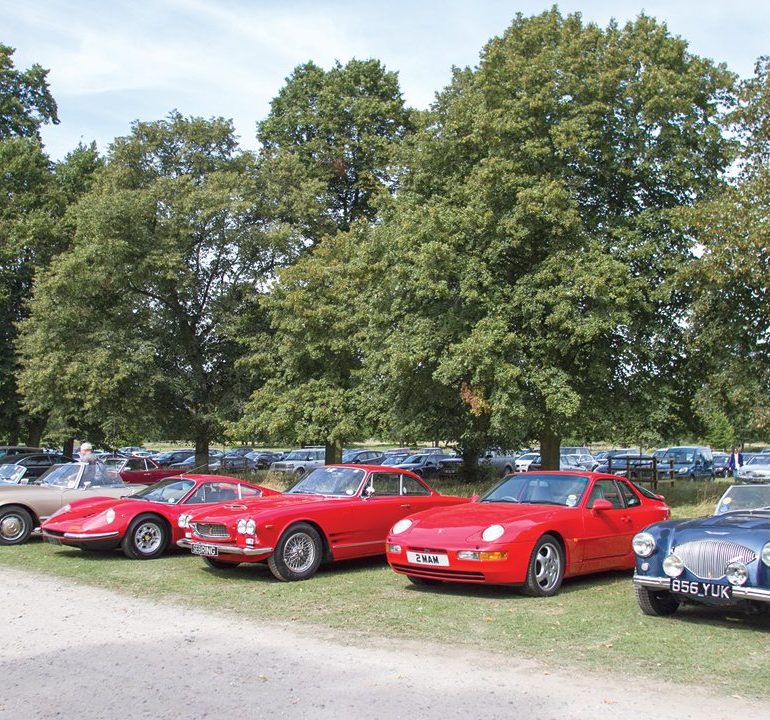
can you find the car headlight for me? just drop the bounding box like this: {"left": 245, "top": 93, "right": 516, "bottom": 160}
{"left": 177, "top": 514, "right": 189, "bottom": 528}
{"left": 237, "top": 519, "right": 247, "bottom": 534}
{"left": 105, "top": 508, "right": 115, "bottom": 524}
{"left": 245, "top": 519, "right": 256, "bottom": 535}
{"left": 632, "top": 532, "right": 656, "bottom": 557}
{"left": 762, "top": 542, "right": 770, "bottom": 568}
{"left": 391, "top": 518, "right": 412, "bottom": 535}
{"left": 677, "top": 467, "right": 689, "bottom": 475}
{"left": 726, "top": 561, "right": 749, "bottom": 586}
{"left": 481, "top": 524, "right": 504, "bottom": 542}
{"left": 663, "top": 553, "right": 684, "bottom": 577}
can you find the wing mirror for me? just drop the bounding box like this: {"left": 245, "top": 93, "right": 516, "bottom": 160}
{"left": 591, "top": 498, "right": 613, "bottom": 512}
{"left": 363, "top": 485, "right": 375, "bottom": 498}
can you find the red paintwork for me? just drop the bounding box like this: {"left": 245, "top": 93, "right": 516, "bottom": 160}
{"left": 118, "top": 458, "right": 182, "bottom": 484}
{"left": 40, "top": 474, "right": 279, "bottom": 556}
{"left": 182, "top": 465, "right": 469, "bottom": 573}
{"left": 386, "top": 471, "right": 670, "bottom": 587}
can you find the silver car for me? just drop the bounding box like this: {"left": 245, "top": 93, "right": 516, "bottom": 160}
{"left": 736, "top": 456, "right": 770, "bottom": 483}
{"left": 270, "top": 448, "right": 326, "bottom": 477}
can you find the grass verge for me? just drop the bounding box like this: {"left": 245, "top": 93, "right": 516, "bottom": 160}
{"left": 1, "top": 478, "right": 768, "bottom": 695}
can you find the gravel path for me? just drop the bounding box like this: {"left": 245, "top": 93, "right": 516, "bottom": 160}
{"left": 1, "top": 566, "right": 767, "bottom": 720}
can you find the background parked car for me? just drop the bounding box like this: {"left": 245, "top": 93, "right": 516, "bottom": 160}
{"left": 0, "top": 453, "right": 73, "bottom": 484}
{"left": 341, "top": 449, "right": 386, "bottom": 465}
{"left": 515, "top": 452, "right": 540, "bottom": 472}
{"left": 736, "top": 455, "right": 770, "bottom": 483}
{"left": 479, "top": 448, "right": 518, "bottom": 475}
{"left": 114, "top": 456, "right": 183, "bottom": 484}
{"left": 658, "top": 446, "right": 714, "bottom": 480}
{"left": 270, "top": 448, "right": 326, "bottom": 476}
{"left": 0, "top": 446, "right": 46, "bottom": 459}
{"left": 712, "top": 451, "right": 730, "bottom": 478}
{"left": 153, "top": 449, "right": 195, "bottom": 467}
{"left": 395, "top": 453, "right": 460, "bottom": 479}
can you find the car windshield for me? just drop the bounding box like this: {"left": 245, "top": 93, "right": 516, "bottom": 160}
{"left": 665, "top": 449, "right": 695, "bottom": 463}
{"left": 287, "top": 466, "right": 365, "bottom": 496}
{"left": 481, "top": 473, "right": 589, "bottom": 507}
{"left": 283, "top": 450, "right": 311, "bottom": 461}
{"left": 0, "top": 464, "right": 22, "bottom": 478}
{"left": 382, "top": 453, "right": 408, "bottom": 464}
{"left": 133, "top": 478, "right": 196, "bottom": 504}
{"left": 715, "top": 484, "right": 770, "bottom": 514}
{"left": 403, "top": 455, "right": 428, "bottom": 464}
{"left": 519, "top": 453, "right": 538, "bottom": 461}
{"left": 745, "top": 456, "right": 770, "bottom": 467}
{"left": 38, "top": 463, "right": 83, "bottom": 488}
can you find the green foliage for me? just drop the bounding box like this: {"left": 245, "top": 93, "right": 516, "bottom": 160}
{"left": 17, "top": 113, "right": 291, "bottom": 455}
{"left": 258, "top": 59, "right": 414, "bottom": 239}
{"left": 0, "top": 44, "right": 58, "bottom": 139}
{"left": 684, "top": 57, "right": 770, "bottom": 441}
{"left": 701, "top": 409, "right": 736, "bottom": 450}
{"left": 362, "top": 9, "right": 734, "bottom": 462}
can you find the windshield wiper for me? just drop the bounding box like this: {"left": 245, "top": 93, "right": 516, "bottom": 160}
{"left": 483, "top": 497, "right": 520, "bottom": 503}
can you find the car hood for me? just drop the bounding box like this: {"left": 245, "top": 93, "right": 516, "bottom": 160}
{"left": 187, "top": 493, "right": 351, "bottom": 522}
{"left": 670, "top": 511, "right": 770, "bottom": 534}
{"left": 394, "top": 501, "right": 570, "bottom": 543}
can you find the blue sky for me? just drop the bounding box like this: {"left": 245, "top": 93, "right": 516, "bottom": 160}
{"left": 1, "top": 0, "right": 768, "bottom": 160}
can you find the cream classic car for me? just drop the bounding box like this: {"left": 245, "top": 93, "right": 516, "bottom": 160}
{"left": 0, "top": 462, "right": 145, "bottom": 545}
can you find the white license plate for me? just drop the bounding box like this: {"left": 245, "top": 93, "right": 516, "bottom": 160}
{"left": 407, "top": 551, "right": 449, "bottom": 567}
{"left": 191, "top": 542, "right": 219, "bottom": 557}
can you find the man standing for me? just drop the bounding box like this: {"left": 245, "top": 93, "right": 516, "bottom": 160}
{"left": 727, "top": 447, "right": 744, "bottom": 478}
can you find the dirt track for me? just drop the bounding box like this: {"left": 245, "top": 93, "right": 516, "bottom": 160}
{"left": 1, "top": 566, "right": 768, "bottom": 719}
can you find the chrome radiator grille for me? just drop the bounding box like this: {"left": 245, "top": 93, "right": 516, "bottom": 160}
{"left": 674, "top": 540, "right": 756, "bottom": 579}
{"left": 191, "top": 522, "right": 228, "bottom": 539}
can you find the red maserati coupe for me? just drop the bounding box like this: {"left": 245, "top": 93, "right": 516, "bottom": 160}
{"left": 178, "top": 464, "right": 470, "bottom": 580}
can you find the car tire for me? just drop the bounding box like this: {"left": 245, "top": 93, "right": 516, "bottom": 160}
{"left": 0, "top": 506, "right": 34, "bottom": 545}
{"left": 294, "top": 467, "right": 305, "bottom": 478}
{"left": 203, "top": 556, "right": 241, "bottom": 570}
{"left": 634, "top": 585, "right": 680, "bottom": 616}
{"left": 407, "top": 575, "right": 441, "bottom": 587}
{"left": 267, "top": 522, "right": 323, "bottom": 581}
{"left": 522, "top": 534, "right": 564, "bottom": 597}
{"left": 121, "top": 514, "right": 169, "bottom": 559}
{"left": 503, "top": 465, "right": 513, "bottom": 475}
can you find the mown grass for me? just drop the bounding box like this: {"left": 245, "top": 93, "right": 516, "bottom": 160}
{"left": 1, "top": 477, "right": 768, "bottom": 695}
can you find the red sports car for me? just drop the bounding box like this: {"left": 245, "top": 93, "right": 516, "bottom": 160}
{"left": 178, "top": 464, "right": 470, "bottom": 580}
{"left": 113, "top": 456, "right": 183, "bottom": 484}
{"left": 40, "top": 474, "right": 279, "bottom": 559}
{"left": 386, "top": 470, "right": 670, "bottom": 595}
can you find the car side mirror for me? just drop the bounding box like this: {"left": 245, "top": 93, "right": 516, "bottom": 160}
{"left": 363, "top": 485, "right": 375, "bottom": 498}
{"left": 470, "top": 494, "right": 480, "bottom": 502}
{"left": 591, "top": 498, "right": 613, "bottom": 512}
{"left": 82, "top": 481, "right": 92, "bottom": 489}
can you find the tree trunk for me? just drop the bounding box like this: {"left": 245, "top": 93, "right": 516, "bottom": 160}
{"left": 194, "top": 431, "right": 210, "bottom": 471}
{"left": 26, "top": 414, "right": 47, "bottom": 448}
{"left": 460, "top": 445, "right": 481, "bottom": 483}
{"left": 540, "top": 428, "right": 560, "bottom": 470}
{"left": 325, "top": 439, "right": 343, "bottom": 465}
{"left": 63, "top": 438, "right": 74, "bottom": 458}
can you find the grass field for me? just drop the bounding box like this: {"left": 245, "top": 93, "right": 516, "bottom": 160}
{"left": 1, "top": 477, "right": 768, "bottom": 695}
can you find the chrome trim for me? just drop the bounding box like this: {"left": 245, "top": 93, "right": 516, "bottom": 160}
{"left": 62, "top": 531, "right": 121, "bottom": 540}
{"left": 334, "top": 540, "right": 382, "bottom": 549}
{"left": 176, "top": 539, "right": 273, "bottom": 556}
{"left": 674, "top": 539, "right": 756, "bottom": 579}
{"left": 633, "top": 574, "right": 770, "bottom": 603}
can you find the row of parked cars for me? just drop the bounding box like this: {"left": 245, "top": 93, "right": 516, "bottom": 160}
{"left": 1, "top": 453, "right": 768, "bottom": 619}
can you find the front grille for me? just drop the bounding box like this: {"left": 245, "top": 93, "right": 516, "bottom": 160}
{"left": 391, "top": 563, "right": 486, "bottom": 582}
{"left": 191, "top": 522, "right": 229, "bottom": 539}
{"left": 675, "top": 539, "right": 756, "bottom": 579}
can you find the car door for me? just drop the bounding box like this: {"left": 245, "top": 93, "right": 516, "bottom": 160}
{"left": 579, "top": 479, "right": 635, "bottom": 569}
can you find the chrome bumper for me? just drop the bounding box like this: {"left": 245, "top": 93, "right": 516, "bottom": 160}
{"left": 634, "top": 573, "right": 770, "bottom": 603}
{"left": 41, "top": 530, "right": 121, "bottom": 541}
{"left": 176, "top": 539, "right": 273, "bottom": 556}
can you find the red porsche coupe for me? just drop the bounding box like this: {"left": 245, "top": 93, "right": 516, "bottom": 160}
{"left": 385, "top": 470, "right": 670, "bottom": 595}
{"left": 178, "top": 464, "right": 469, "bottom": 580}
{"left": 40, "top": 474, "right": 279, "bottom": 559}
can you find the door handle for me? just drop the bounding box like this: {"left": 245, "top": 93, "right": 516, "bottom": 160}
{"left": 400, "top": 504, "right": 412, "bottom": 509}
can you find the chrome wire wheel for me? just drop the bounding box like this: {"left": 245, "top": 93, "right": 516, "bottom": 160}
{"left": 283, "top": 531, "right": 317, "bottom": 573}
{"left": 533, "top": 542, "right": 560, "bottom": 592}
{"left": 133, "top": 522, "right": 163, "bottom": 554}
